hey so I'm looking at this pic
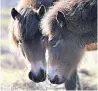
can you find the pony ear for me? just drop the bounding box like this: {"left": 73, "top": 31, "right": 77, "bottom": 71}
{"left": 11, "top": 8, "right": 21, "bottom": 20}
{"left": 37, "top": 5, "right": 46, "bottom": 18}
{"left": 56, "top": 11, "right": 66, "bottom": 28}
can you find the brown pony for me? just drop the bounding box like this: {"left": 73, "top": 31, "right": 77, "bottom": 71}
{"left": 9, "top": 0, "right": 58, "bottom": 83}
{"left": 40, "top": 0, "right": 97, "bottom": 89}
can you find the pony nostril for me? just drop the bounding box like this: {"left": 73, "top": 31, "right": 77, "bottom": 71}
{"left": 28, "top": 71, "right": 33, "bottom": 80}
{"left": 40, "top": 69, "right": 46, "bottom": 81}
{"left": 28, "top": 69, "right": 46, "bottom": 82}
{"left": 50, "top": 75, "right": 59, "bottom": 84}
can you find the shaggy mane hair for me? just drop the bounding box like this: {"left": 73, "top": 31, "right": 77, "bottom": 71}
{"left": 40, "top": 0, "right": 96, "bottom": 36}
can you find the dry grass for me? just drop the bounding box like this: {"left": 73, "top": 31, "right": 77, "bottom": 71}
{"left": 0, "top": 50, "right": 97, "bottom": 90}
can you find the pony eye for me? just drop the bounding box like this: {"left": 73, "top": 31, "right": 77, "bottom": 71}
{"left": 41, "top": 36, "right": 45, "bottom": 40}
{"left": 41, "top": 36, "right": 48, "bottom": 41}
{"left": 18, "top": 41, "right": 26, "bottom": 57}
{"left": 19, "top": 40, "right": 22, "bottom": 43}
{"left": 49, "top": 37, "right": 60, "bottom": 48}
{"left": 50, "top": 39, "right": 57, "bottom": 47}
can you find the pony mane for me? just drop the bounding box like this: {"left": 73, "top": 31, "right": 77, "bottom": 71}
{"left": 40, "top": 0, "right": 80, "bottom": 36}
{"left": 18, "top": 0, "right": 36, "bottom": 9}
{"left": 40, "top": 0, "right": 97, "bottom": 36}
{"left": 9, "top": 0, "right": 35, "bottom": 51}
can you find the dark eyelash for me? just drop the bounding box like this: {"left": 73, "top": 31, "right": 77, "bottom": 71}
{"left": 35, "top": 13, "right": 40, "bottom": 21}
{"left": 50, "top": 39, "right": 57, "bottom": 46}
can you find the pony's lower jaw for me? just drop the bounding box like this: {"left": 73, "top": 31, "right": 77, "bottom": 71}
{"left": 49, "top": 76, "right": 66, "bottom": 84}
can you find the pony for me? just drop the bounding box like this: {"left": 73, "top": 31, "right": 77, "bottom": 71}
{"left": 9, "top": 0, "right": 58, "bottom": 83}
{"left": 40, "top": 0, "right": 97, "bottom": 89}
